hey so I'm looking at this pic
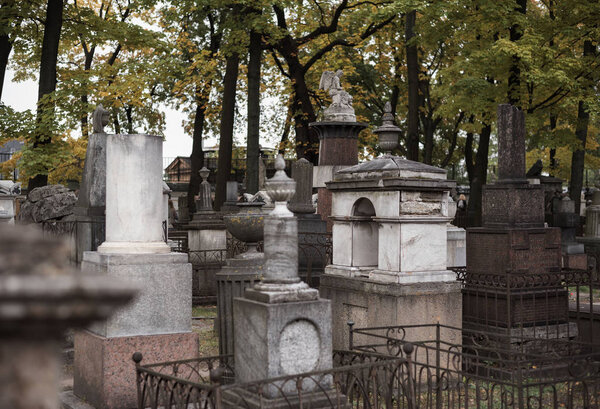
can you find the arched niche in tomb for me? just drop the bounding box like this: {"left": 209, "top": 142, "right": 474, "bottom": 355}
{"left": 351, "top": 197, "right": 379, "bottom": 268}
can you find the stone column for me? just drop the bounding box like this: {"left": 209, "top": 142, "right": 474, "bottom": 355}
{"left": 288, "top": 158, "right": 326, "bottom": 285}
{"left": 233, "top": 155, "right": 332, "bottom": 399}
{"left": 0, "top": 224, "right": 136, "bottom": 409}
{"left": 310, "top": 122, "right": 367, "bottom": 231}
{"left": 74, "top": 134, "right": 197, "bottom": 409}
{"left": 579, "top": 191, "right": 600, "bottom": 273}
{"left": 188, "top": 167, "right": 226, "bottom": 303}
{"left": 98, "top": 134, "right": 170, "bottom": 253}
{"left": 497, "top": 104, "right": 526, "bottom": 183}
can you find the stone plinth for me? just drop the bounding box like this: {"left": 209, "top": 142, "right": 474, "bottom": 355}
{"left": 74, "top": 251, "right": 196, "bottom": 408}
{"left": 81, "top": 252, "right": 192, "bottom": 337}
{"left": 233, "top": 297, "right": 332, "bottom": 397}
{"left": 98, "top": 134, "right": 169, "bottom": 254}
{"left": 482, "top": 183, "right": 545, "bottom": 228}
{"left": 310, "top": 121, "right": 366, "bottom": 230}
{"left": 310, "top": 121, "right": 366, "bottom": 167}
{"left": 216, "top": 257, "right": 263, "bottom": 355}
{"left": 320, "top": 274, "right": 462, "bottom": 350}
{"left": 467, "top": 227, "right": 561, "bottom": 276}
{"left": 74, "top": 330, "right": 198, "bottom": 409}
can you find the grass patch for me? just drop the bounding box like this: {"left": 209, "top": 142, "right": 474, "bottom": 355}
{"left": 192, "top": 304, "right": 219, "bottom": 356}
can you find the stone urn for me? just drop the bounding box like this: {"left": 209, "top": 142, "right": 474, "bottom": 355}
{"left": 223, "top": 202, "right": 264, "bottom": 259}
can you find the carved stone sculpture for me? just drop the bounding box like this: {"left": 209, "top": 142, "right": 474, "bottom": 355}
{"left": 319, "top": 69, "right": 356, "bottom": 122}
{"left": 92, "top": 104, "right": 110, "bottom": 134}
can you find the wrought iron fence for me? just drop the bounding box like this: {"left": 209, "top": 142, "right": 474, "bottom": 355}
{"left": 134, "top": 350, "right": 416, "bottom": 409}
{"left": 40, "top": 219, "right": 104, "bottom": 265}
{"left": 298, "top": 232, "right": 332, "bottom": 287}
{"left": 349, "top": 322, "right": 600, "bottom": 409}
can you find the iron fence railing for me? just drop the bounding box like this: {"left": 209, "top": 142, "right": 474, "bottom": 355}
{"left": 134, "top": 350, "right": 412, "bottom": 409}
{"left": 40, "top": 219, "right": 105, "bottom": 265}
{"left": 349, "top": 322, "right": 600, "bottom": 409}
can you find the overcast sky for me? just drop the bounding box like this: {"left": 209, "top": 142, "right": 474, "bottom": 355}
{"left": 3, "top": 68, "right": 194, "bottom": 158}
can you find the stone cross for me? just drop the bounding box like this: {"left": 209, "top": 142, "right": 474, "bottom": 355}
{"left": 497, "top": 104, "right": 526, "bottom": 182}
{"left": 246, "top": 155, "right": 318, "bottom": 302}
{"left": 288, "top": 158, "right": 315, "bottom": 214}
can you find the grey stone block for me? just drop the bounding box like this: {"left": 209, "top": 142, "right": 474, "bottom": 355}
{"left": 233, "top": 297, "right": 332, "bottom": 397}
{"left": 82, "top": 251, "right": 192, "bottom": 337}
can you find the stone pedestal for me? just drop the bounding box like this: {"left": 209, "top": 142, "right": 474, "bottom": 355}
{"left": 98, "top": 134, "right": 169, "bottom": 254}
{"left": 74, "top": 252, "right": 197, "bottom": 409}
{"left": 232, "top": 154, "right": 334, "bottom": 400}
{"left": 320, "top": 274, "right": 462, "bottom": 350}
{"left": 233, "top": 297, "right": 332, "bottom": 396}
{"left": 73, "top": 132, "right": 197, "bottom": 409}
{"left": 309, "top": 121, "right": 366, "bottom": 230}
{"left": 464, "top": 105, "right": 575, "bottom": 356}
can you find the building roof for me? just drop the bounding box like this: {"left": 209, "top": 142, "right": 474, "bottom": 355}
{"left": 0, "top": 140, "right": 24, "bottom": 154}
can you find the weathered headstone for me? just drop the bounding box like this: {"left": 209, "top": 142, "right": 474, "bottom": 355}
{"left": 221, "top": 180, "right": 239, "bottom": 212}
{"left": 188, "top": 167, "right": 226, "bottom": 303}
{"left": 320, "top": 103, "right": 461, "bottom": 350}
{"left": 289, "top": 158, "right": 327, "bottom": 285}
{"left": 72, "top": 105, "right": 109, "bottom": 261}
{"left": 464, "top": 104, "right": 574, "bottom": 352}
{"left": 233, "top": 155, "right": 332, "bottom": 398}
{"left": 74, "top": 134, "right": 197, "bottom": 409}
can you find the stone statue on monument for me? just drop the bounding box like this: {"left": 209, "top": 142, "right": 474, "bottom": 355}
{"left": 319, "top": 69, "right": 356, "bottom": 122}
{"left": 92, "top": 104, "right": 110, "bottom": 134}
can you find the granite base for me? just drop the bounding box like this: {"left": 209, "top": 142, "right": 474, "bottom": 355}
{"left": 73, "top": 330, "right": 198, "bottom": 409}
{"left": 233, "top": 297, "right": 333, "bottom": 397}
{"left": 81, "top": 251, "right": 192, "bottom": 337}
{"left": 319, "top": 274, "right": 462, "bottom": 351}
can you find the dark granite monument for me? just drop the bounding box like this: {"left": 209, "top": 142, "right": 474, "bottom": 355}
{"left": 464, "top": 104, "right": 574, "bottom": 348}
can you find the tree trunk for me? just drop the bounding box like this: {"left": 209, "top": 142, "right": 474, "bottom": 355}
{"left": 187, "top": 96, "right": 206, "bottom": 214}
{"left": 28, "top": 0, "right": 63, "bottom": 190}
{"left": 246, "top": 30, "right": 262, "bottom": 194}
{"left": 0, "top": 29, "right": 11, "bottom": 101}
{"left": 465, "top": 125, "right": 491, "bottom": 227}
{"left": 214, "top": 51, "right": 240, "bottom": 210}
{"left": 569, "top": 40, "right": 595, "bottom": 214}
{"left": 80, "top": 49, "right": 94, "bottom": 139}
{"left": 507, "top": 0, "right": 527, "bottom": 107}
{"left": 405, "top": 10, "right": 419, "bottom": 161}
{"left": 549, "top": 114, "right": 557, "bottom": 176}
{"left": 289, "top": 63, "right": 318, "bottom": 163}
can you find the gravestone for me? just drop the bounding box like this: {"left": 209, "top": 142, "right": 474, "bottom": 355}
{"left": 72, "top": 104, "right": 109, "bottom": 262}
{"left": 232, "top": 155, "right": 333, "bottom": 401}
{"left": 188, "top": 167, "right": 226, "bottom": 303}
{"left": 320, "top": 102, "right": 461, "bottom": 351}
{"left": 309, "top": 69, "right": 367, "bottom": 231}
{"left": 464, "top": 104, "right": 575, "bottom": 351}
{"left": 221, "top": 181, "right": 239, "bottom": 212}
{"left": 73, "top": 133, "right": 197, "bottom": 409}
{"left": 578, "top": 191, "right": 600, "bottom": 273}
{"left": 553, "top": 196, "right": 586, "bottom": 269}
{"left": 289, "top": 158, "right": 327, "bottom": 285}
